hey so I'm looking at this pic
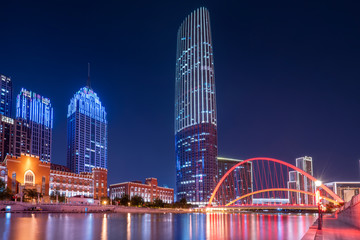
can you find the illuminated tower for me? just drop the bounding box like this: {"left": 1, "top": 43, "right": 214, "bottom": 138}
{"left": 16, "top": 88, "right": 53, "bottom": 162}
{"left": 0, "top": 74, "right": 12, "bottom": 117}
{"left": 175, "top": 7, "right": 218, "bottom": 205}
{"left": 67, "top": 79, "right": 107, "bottom": 174}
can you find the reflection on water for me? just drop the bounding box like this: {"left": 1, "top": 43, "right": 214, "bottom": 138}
{"left": 0, "top": 212, "right": 316, "bottom": 240}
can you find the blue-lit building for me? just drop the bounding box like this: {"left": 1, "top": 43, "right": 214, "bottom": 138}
{"left": 175, "top": 7, "right": 218, "bottom": 205}
{"left": 0, "top": 74, "right": 12, "bottom": 117}
{"left": 16, "top": 88, "right": 53, "bottom": 162}
{"left": 67, "top": 86, "right": 107, "bottom": 174}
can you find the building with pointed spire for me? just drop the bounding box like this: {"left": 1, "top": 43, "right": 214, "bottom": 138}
{"left": 67, "top": 69, "right": 107, "bottom": 174}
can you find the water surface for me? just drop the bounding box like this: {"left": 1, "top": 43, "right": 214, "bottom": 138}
{"left": 0, "top": 212, "right": 316, "bottom": 240}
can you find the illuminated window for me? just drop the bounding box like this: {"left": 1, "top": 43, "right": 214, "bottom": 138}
{"left": 12, "top": 173, "right": 16, "bottom": 192}
{"left": 24, "top": 170, "right": 35, "bottom": 185}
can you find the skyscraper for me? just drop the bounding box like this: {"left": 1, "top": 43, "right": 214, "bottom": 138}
{"left": 16, "top": 88, "right": 53, "bottom": 162}
{"left": 0, "top": 74, "right": 13, "bottom": 117}
{"left": 175, "top": 7, "right": 218, "bottom": 205}
{"left": 0, "top": 114, "right": 31, "bottom": 160}
{"left": 287, "top": 156, "right": 315, "bottom": 204}
{"left": 217, "top": 157, "right": 253, "bottom": 205}
{"left": 67, "top": 85, "right": 107, "bottom": 174}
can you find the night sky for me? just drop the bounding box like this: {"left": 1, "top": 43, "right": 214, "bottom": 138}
{"left": 1, "top": 1, "right": 359, "bottom": 187}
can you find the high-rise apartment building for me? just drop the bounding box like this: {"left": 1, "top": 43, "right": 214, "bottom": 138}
{"left": 217, "top": 157, "right": 253, "bottom": 205}
{"left": 0, "top": 74, "right": 13, "bottom": 117}
{"left": 67, "top": 86, "right": 107, "bottom": 174}
{"left": 288, "top": 156, "right": 315, "bottom": 205}
{"left": 16, "top": 88, "right": 53, "bottom": 162}
{"left": 175, "top": 7, "right": 218, "bottom": 205}
{"left": 0, "top": 114, "right": 31, "bottom": 160}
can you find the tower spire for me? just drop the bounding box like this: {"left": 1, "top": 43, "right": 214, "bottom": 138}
{"left": 87, "top": 62, "right": 91, "bottom": 89}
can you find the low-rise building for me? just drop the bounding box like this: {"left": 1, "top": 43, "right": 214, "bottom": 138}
{"left": 0, "top": 153, "right": 108, "bottom": 201}
{"left": 110, "top": 178, "right": 174, "bottom": 204}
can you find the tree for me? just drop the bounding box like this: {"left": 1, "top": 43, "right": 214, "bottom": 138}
{"left": 23, "top": 189, "right": 41, "bottom": 202}
{"left": 173, "top": 197, "right": 189, "bottom": 208}
{"left": 50, "top": 190, "right": 65, "bottom": 203}
{"left": 179, "top": 197, "right": 187, "bottom": 206}
{"left": 130, "top": 195, "right": 144, "bottom": 207}
{"left": 0, "top": 179, "right": 12, "bottom": 200}
{"left": 120, "top": 194, "right": 130, "bottom": 206}
{"left": 153, "top": 198, "right": 164, "bottom": 208}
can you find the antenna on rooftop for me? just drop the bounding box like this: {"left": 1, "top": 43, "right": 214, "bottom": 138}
{"left": 87, "top": 62, "right": 91, "bottom": 89}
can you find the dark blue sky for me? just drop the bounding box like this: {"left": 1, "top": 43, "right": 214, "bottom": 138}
{"left": 1, "top": 1, "right": 359, "bottom": 187}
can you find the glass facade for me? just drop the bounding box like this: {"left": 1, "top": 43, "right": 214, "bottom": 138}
{"left": 0, "top": 74, "right": 12, "bottom": 117}
{"left": 217, "top": 157, "right": 253, "bottom": 205}
{"left": 16, "top": 88, "right": 53, "bottom": 162}
{"left": 67, "top": 87, "right": 107, "bottom": 174}
{"left": 175, "top": 7, "right": 218, "bottom": 205}
{"left": 0, "top": 115, "right": 31, "bottom": 160}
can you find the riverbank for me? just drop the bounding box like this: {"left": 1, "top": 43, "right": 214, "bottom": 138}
{"left": 301, "top": 214, "right": 360, "bottom": 240}
{"left": 0, "top": 201, "right": 192, "bottom": 214}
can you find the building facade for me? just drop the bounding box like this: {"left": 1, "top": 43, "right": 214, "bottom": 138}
{"left": 217, "top": 157, "right": 253, "bottom": 205}
{"left": 0, "top": 114, "right": 31, "bottom": 161}
{"left": 16, "top": 88, "right": 53, "bottom": 162}
{"left": 287, "top": 156, "right": 315, "bottom": 205}
{"left": 1, "top": 154, "right": 107, "bottom": 201}
{"left": 0, "top": 74, "right": 12, "bottom": 117}
{"left": 67, "top": 87, "right": 107, "bottom": 174}
{"left": 110, "top": 178, "right": 174, "bottom": 204}
{"left": 175, "top": 7, "right": 218, "bottom": 205}
{"left": 323, "top": 182, "right": 360, "bottom": 203}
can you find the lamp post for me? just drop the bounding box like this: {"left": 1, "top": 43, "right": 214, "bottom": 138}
{"left": 315, "top": 180, "right": 322, "bottom": 230}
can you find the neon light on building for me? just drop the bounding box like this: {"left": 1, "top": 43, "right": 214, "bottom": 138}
{"left": 0, "top": 74, "right": 12, "bottom": 118}
{"left": 16, "top": 88, "right": 53, "bottom": 162}
{"left": 67, "top": 87, "right": 107, "bottom": 174}
{"left": 175, "top": 7, "right": 218, "bottom": 205}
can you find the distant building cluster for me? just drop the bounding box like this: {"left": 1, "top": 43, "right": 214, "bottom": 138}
{"left": 0, "top": 73, "right": 109, "bottom": 202}
{"left": 322, "top": 182, "right": 360, "bottom": 203}
{"left": 0, "top": 72, "right": 174, "bottom": 204}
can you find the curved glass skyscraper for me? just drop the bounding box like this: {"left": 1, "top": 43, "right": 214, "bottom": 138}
{"left": 175, "top": 7, "right": 218, "bottom": 205}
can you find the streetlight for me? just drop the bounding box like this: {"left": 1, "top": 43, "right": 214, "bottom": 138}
{"left": 315, "top": 180, "right": 322, "bottom": 230}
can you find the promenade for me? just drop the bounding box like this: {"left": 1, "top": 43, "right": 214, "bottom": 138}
{"left": 0, "top": 201, "right": 192, "bottom": 214}
{"left": 302, "top": 215, "right": 360, "bottom": 240}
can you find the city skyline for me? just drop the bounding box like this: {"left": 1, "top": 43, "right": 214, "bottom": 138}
{"left": 1, "top": 1, "right": 360, "bottom": 188}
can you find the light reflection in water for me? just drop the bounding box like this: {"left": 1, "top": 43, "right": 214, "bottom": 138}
{"left": 101, "top": 214, "right": 107, "bottom": 240}
{"left": 0, "top": 212, "right": 316, "bottom": 240}
{"left": 127, "top": 213, "right": 131, "bottom": 240}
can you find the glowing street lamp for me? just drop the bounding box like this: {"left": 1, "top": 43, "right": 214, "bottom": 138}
{"left": 315, "top": 180, "right": 322, "bottom": 187}
{"left": 315, "top": 180, "right": 323, "bottom": 230}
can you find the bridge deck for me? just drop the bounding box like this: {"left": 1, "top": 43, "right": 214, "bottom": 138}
{"left": 208, "top": 205, "right": 318, "bottom": 211}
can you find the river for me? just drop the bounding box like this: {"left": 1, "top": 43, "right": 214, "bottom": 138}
{"left": 0, "top": 212, "right": 316, "bottom": 240}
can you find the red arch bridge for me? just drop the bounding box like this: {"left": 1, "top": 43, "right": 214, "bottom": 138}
{"left": 205, "top": 157, "right": 344, "bottom": 211}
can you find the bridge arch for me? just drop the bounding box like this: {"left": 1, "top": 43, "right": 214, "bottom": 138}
{"left": 208, "top": 157, "right": 343, "bottom": 207}
{"left": 225, "top": 188, "right": 339, "bottom": 206}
